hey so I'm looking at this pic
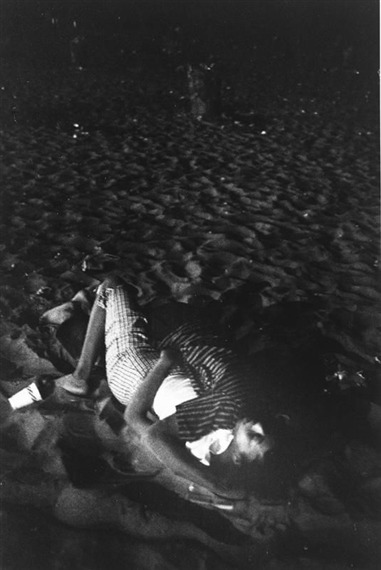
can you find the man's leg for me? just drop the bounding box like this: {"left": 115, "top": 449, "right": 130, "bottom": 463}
{"left": 57, "top": 275, "right": 143, "bottom": 396}
{"left": 57, "top": 278, "right": 116, "bottom": 395}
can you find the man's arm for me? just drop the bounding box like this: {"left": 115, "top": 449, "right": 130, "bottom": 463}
{"left": 124, "top": 349, "right": 176, "bottom": 430}
{"left": 124, "top": 350, "right": 243, "bottom": 498}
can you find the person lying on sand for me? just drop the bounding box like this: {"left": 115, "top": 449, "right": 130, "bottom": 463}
{"left": 56, "top": 275, "right": 273, "bottom": 498}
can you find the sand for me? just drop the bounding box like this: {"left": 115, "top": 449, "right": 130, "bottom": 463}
{"left": 0, "top": 35, "right": 380, "bottom": 570}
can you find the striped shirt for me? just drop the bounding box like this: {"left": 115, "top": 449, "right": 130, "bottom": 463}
{"left": 97, "top": 284, "right": 257, "bottom": 443}
{"left": 159, "top": 322, "right": 256, "bottom": 441}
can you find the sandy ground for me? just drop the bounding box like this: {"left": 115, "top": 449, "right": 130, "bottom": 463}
{"left": 0, "top": 39, "right": 380, "bottom": 570}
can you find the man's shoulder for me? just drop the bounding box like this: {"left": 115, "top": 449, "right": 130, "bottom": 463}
{"left": 160, "top": 320, "right": 231, "bottom": 351}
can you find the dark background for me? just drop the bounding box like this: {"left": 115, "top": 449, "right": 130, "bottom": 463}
{"left": 0, "top": 0, "right": 378, "bottom": 73}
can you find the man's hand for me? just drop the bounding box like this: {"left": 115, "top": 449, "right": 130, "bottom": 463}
{"left": 125, "top": 353, "right": 176, "bottom": 430}
{"left": 159, "top": 348, "right": 181, "bottom": 367}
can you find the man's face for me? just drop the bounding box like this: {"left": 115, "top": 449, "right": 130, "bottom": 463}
{"left": 230, "top": 419, "right": 273, "bottom": 466}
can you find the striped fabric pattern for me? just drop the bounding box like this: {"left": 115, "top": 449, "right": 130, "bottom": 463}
{"left": 97, "top": 285, "right": 160, "bottom": 405}
{"left": 160, "top": 322, "right": 256, "bottom": 441}
{"left": 97, "top": 284, "right": 257, "bottom": 442}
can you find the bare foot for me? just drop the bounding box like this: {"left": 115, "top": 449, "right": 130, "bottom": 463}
{"left": 56, "top": 374, "right": 90, "bottom": 396}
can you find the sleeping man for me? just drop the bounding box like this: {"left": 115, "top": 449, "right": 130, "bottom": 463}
{"left": 56, "top": 275, "right": 273, "bottom": 498}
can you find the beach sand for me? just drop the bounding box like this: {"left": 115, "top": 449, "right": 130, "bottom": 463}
{"left": 0, "top": 12, "right": 380, "bottom": 569}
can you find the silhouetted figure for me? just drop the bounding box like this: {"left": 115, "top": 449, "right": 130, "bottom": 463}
{"left": 187, "top": 60, "right": 222, "bottom": 120}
